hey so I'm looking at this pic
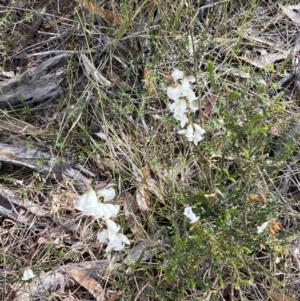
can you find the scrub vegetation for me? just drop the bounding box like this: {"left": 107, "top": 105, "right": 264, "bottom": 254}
{"left": 0, "top": 0, "right": 300, "bottom": 300}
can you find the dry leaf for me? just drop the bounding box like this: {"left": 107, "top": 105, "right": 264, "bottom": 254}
{"left": 269, "top": 221, "right": 281, "bottom": 235}
{"left": 107, "top": 70, "right": 122, "bottom": 86}
{"left": 226, "top": 67, "right": 251, "bottom": 79}
{"left": 136, "top": 185, "right": 151, "bottom": 215}
{"left": 250, "top": 193, "right": 268, "bottom": 202}
{"left": 203, "top": 94, "right": 218, "bottom": 122}
{"left": 268, "top": 291, "right": 297, "bottom": 301}
{"left": 123, "top": 193, "right": 141, "bottom": 235}
{"left": 280, "top": 4, "right": 300, "bottom": 25}
{"left": 143, "top": 164, "right": 151, "bottom": 179}
{"left": 74, "top": 0, "right": 126, "bottom": 25}
{"left": 68, "top": 269, "right": 105, "bottom": 301}
{"left": 135, "top": 165, "right": 152, "bottom": 215}
{"left": 94, "top": 132, "right": 108, "bottom": 140}
{"left": 250, "top": 194, "right": 260, "bottom": 202}
{"left": 239, "top": 52, "right": 288, "bottom": 69}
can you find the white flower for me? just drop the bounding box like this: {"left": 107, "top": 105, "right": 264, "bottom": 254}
{"left": 94, "top": 203, "right": 120, "bottom": 219}
{"left": 257, "top": 221, "right": 269, "bottom": 233}
{"left": 184, "top": 206, "right": 199, "bottom": 223}
{"left": 97, "top": 219, "right": 130, "bottom": 252}
{"left": 169, "top": 99, "right": 187, "bottom": 117}
{"left": 106, "top": 232, "right": 130, "bottom": 252}
{"left": 75, "top": 187, "right": 99, "bottom": 215}
{"left": 106, "top": 218, "right": 121, "bottom": 232}
{"left": 97, "top": 187, "right": 116, "bottom": 202}
{"left": 179, "top": 113, "right": 189, "bottom": 128}
{"left": 97, "top": 219, "right": 120, "bottom": 243}
{"left": 179, "top": 123, "right": 194, "bottom": 141}
{"left": 75, "top": 187, "right": 119, "bottom": 220}
{"left": 167, "top": 79, "right": 197, "bottom": 104}
{"left": 167, "top": 85, "right": 182, "bottom": 102}
{"left": 178, "top": 123, "right": 205, "bottom": 145}
{"left": 171, "top": 69, "right": 185, "bottom": 82}
{"left": 22, "top": 268, "right": 35, "bottom": 281}
{"left": 193, "top": 123, "right": 205, "bottom": 142}
{"left": 186, "top": 123, "right": 195, "bottom": 140}
{"left": 180, "top": 78, "right": 198, "bottom": 102}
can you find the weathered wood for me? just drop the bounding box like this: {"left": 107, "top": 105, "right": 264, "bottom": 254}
{"left": 0, "top": 143, "right": 95, "bottom": 190}
{"left": 0, "top": 54, "right": 68, "bottom": 109}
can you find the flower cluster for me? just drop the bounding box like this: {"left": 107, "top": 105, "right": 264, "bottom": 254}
{"left": 76, "top": 186, "right": 130, "bottom": 252}
{"left": 167, "top": 69, "right": 205, "bottom": 145}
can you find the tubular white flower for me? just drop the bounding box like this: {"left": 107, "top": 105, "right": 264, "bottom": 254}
{"left": 180, "top": 78, "right": 192, "bottom": 93}
{"left": 184, "top": 206, "right": 199, "bottom": 223}
{"left": 22, "top": 267, "right": 35, "bottom": 281}
{"left": 179, "top": 113, "right": 189, "bottom": 128}
{"left": 185, "top": 89, "right": 198, "bottom": 102}
{"left": 105, "top": 218, "right": 121, "bottom": 233}
{"left": 180, "top": 78, "right": 198, "bottom": 102}
{"left": 106, "top": 232, "right": 130, "bottom": 252}
{"left": 257, "top": 221, "right": 269, "bottom": 233}
{"left": 178, "top": 123, "right": 194, "bottom": 142}
{"left": 75, "top": 187, "right": 99, "bottom": 215}
{"left": 185, "top": 123, "right": 194, "bottom": 141}
{"left": 76, "top": 187, "right": 119, "bottom": 220}
{"left": 178, "top": 123, "right": 205, "bottom": 145}
{"left": 97, "top": 219, "right": 130, "bottom": 252}
{"left": 172, "top": 99, "right": 187, "bottom": 116}
{"left": 97, "top": 187, "right": 116, "bottom": 202}
{"left": 192, "top": 123, "right": 205, "bottom": 145}
{"left": 94, "top": 203, "right": 120, "bottom": 220}
{"left": 171, "top": 69, "right": 185, "bottom": 82}
{"left": 97, "top": 219, "right": 119, "bottom": 244}
{"left": 167, "top": 86, "right": 182, "bottom": 102}
{"left": 167, "top": 69, "right": 205, "bottom": 145}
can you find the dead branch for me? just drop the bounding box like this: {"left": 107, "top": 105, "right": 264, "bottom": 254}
{"left": 0, "top": 143, "right": 95, "bottom": 190}
{"left": 0, "top": 54, "right": 68, "bottom": 109}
